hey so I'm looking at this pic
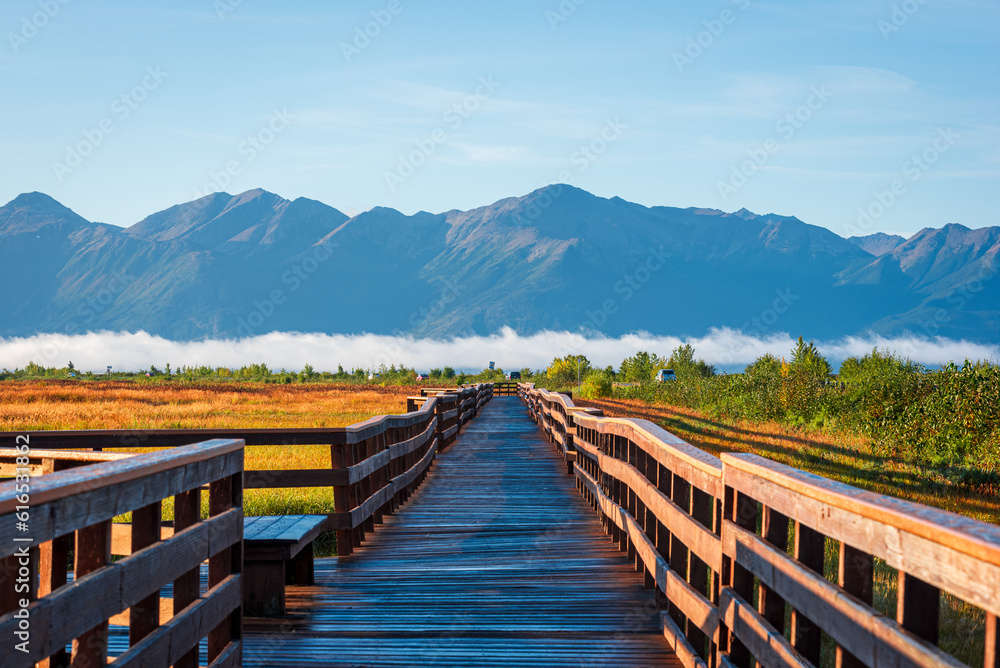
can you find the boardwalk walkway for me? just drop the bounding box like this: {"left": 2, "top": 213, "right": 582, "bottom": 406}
{"left": 244, "top": 397, "right": 678, "bottom": 667}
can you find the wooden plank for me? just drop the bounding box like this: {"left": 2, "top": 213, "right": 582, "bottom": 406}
{"left": 0, "top": 508, "right": 241, "bottom": 665}
{"left": 576, "top": 464, "right": 719, "bottom": 638}
{"left": 5, "top": 390, "right": 449, "bottom": 450}
{"left": 722, "top": 453, "right": 1000, "bottom": 616}
{"left": 720, "top": 588, "right": 812, "bottom": 668}
{"left": 110, "top": 523, "right": 175, "bottom": 556}
{"left": 572, "top": 413, "right": 723, "bottom": 499}
{"left": 208, "top": 639, "right": 243, "bottom": 668}
{"left": 662, "top": 612, "right": 709, "bottom": 668}
{"left": 0, "top": 441, "right": 244, "bottom": 558}
{"left": 574, "top": 439, "right": 722, "bottom": 573}
{"left": 0, "top": 448, "right": 133, "bottom": 463}
{"left": 723, "top": 520, "right": 966, "bottom": 668}
{"left": 387, "top": 418, "right": 435, "bottom": 459}
{"left": 244, "top": 468, "right": 345, "bottom": 489}
{"left": 112, "top": 575, "right": 242, "bottom": 668}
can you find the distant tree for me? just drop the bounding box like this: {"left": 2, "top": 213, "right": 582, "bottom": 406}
{"left": 789, "top": 337, "right": 831, "bottom": 377}
{"left": 619, "top": 351, "right": 665, "bottom": 382}
{"left": 429, "top": 368, "right": 442, "bottom": 379}
{"left": 442, "top": 366, "right": 456, "bottom": 379}
{"left": 667, "top": 344, "right": 715, "bottom": 378}
{"left": 547, "top": 355, "right": 591, "bottom": 386}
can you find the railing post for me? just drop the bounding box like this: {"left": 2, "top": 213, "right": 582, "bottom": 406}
{"left": 332, "top": 443, "right": 354, "bottom": 556}
{"left": 72, "top": 520, "right": 111, "bottom": 666}
{"left": 837, "top": 544, "right": 874, "bottom": 668}
{"left": 792, "top": 522, "right": 826, "bottom": 666}
{"left": 898, "top": 573, "right": 941, "bottom": 646}
{"left": 173, "top": 488, "right": 201, "bottom": 668}
{"left": 130, "top": 501, "right": 163, "bottom": 646}
{"left": 208, "top": 467, "right": 242, "bottom": 663}
{"left": 435, "top": 397, "right": 447, "bottom": 452}
{"left": 987, "top": 614, "right": 999, "bottom": 668}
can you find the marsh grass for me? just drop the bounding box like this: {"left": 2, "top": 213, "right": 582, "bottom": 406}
{"left": 4, "top": 380, "right": 414, "bottom": 556}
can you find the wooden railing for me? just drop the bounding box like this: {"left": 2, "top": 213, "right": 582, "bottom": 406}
{"left": 493, "top": 382, "right": 519, "bottom": 396}
{"left": 0, "top": 437, "right": 245, "bottom": 668}
{"left": 9, "top": 384, "right": 493, "bottom": 557}
{"left": 521, "top": 384, "right": 1000, "bottom": 668}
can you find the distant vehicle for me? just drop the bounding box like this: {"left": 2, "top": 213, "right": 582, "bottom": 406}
{"left": 508, "top": 371, "right": 521, "bottom": 380}
{"left": 655, "top": 369, "right": 676, "bottom": 382}
{"left": 416, "top": 373, "right": 430, "bottom": 381}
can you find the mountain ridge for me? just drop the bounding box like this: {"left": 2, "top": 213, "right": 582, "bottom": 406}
{"left": 1, "top": 186, "right": 997, "bottom": 342}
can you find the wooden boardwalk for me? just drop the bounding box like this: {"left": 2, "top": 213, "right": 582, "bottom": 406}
{"left": 243, "top": 397, "right": 679, "bottom": 667}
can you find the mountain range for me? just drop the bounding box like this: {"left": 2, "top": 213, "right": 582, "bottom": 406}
{"left": 1, "top": 186, "right": 997, "bottom": 343}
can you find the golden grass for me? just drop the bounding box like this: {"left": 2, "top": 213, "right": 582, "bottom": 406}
{"left": 577, "top": 397, "right": 995, "bottom": 667}
{"left": 1, "top": 380, "right": 413, "bottom": 525}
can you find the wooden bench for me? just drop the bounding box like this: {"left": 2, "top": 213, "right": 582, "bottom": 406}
{"left": 243, "top": 514, "right": 328, "bottom": 617}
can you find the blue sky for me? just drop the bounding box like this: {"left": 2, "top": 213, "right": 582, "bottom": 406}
{"left": 2, "top": 0, "right": 997, "bottom": 237}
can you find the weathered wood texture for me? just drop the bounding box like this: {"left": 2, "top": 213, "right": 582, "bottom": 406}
{"left": 242, "top": 397, "right": 680, "bottom": 667}
{"left": 0, "top": 438, "right": 245, "bottom": 668}
{"left": 522, "top": 383, "right": 1000, "bottom": 668}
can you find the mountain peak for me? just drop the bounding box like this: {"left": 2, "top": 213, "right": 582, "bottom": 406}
{"left": 849, "top": 232, "right": 906, "bottom": 257}
{"left": 1, "top": 192, "right": 93, "bottom": 234}
{"left": 732, "top": 207, "right": 758, "bottom": 220}
{"left": 7, "top": 191, "right": 73, "bottom": 212}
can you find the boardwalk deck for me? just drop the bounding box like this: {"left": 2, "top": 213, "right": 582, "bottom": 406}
{"left": 243, "top": 397, "right": 679, "bottom": 667}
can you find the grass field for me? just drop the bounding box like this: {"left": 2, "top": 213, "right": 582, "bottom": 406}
{"left": 0, "top": 380, "right": 416, "bottom": 553}
{"left": 576, "top": 396, "right": 996, "bottom": 666}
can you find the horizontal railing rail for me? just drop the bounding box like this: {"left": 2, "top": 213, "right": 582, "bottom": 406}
{"left": 0, "top": 437, "right": 245, "bottom": 668}
{"left": 521, "top": 384, "right": 1000, "bottom": 668}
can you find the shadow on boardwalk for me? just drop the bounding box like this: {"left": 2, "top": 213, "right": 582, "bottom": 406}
{"left": 243, "top": 397, "right": 678, "bottom": 667}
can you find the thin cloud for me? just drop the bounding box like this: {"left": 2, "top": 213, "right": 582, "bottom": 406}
{"left": 0, "top": 328, "right": 995, "bottom": 375}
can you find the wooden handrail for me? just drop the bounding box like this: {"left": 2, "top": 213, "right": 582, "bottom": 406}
{"left": 0, "top": 438, "right": 244, "bottom": 667}
{"left": 521, "top": 385, "right": 1000, "bottom": 668}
